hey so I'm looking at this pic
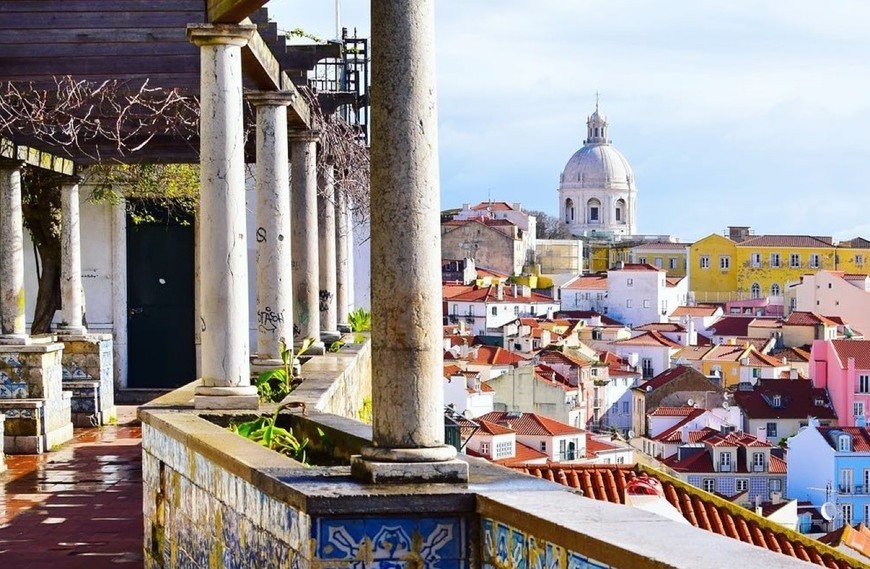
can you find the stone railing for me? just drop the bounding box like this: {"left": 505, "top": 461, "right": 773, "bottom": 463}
{"left": 139, "top": 337, "right": 819, "bottom": 569}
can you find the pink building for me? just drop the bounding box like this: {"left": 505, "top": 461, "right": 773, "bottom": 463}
{"left": 811, "top": 340, "right": 870, "bottom": 426}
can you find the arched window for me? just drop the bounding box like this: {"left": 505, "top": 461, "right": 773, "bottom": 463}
{"left": 587, "top": 198, "right": 601, "bottom": 223}
{"left": 615, "top": 198, "right": 626, "bottom": 223}
{"left": 770, "top": 283, "right": 781, "bottom": 297}
{"left": 750, "top": 283, "right": 761, "bottom": 299}
{"left": 565, "top": 198, "right": 574, "bottom": 223}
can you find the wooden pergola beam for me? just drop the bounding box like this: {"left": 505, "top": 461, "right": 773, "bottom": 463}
{"left": 207, "top": 0, "right": 268, "bottom": 24}
{"left": 0, "top": 137, "right": 76, "bottom": 175}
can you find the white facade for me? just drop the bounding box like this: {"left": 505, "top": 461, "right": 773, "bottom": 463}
{"left": 785, "top": 425, "right": 836, "bottom": 506}
{"left": 606, "top": 264, "right": 687, "bottom": 327}
{"left": 488, "top": 366, "right": 584, "bottom": 428}
{"left": 599, "top": 374, "right": 642, "bottom": 435}
{"left": 447, "top": 289, "right": 559, "bottom": 336}
{"left": 444, "top": 371, "right": 494, "bottom": 419}
{"left": 558, "top": 107, "right": 637, "bottom": 237}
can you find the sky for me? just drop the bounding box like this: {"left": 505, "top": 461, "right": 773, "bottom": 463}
{"left": 270, "top": 1, "right": 870, "bottom": 243}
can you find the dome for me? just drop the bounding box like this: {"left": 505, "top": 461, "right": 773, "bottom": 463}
{"left": 561, "top": 144, "right": 634, "bottom": 190}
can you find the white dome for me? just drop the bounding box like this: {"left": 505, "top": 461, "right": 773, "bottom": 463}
{"left": 561, "top": 144, "right": 634, "bottom": 190}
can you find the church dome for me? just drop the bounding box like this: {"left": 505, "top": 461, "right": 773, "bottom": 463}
{"left": 561, "top": 144, "right": 634, "bottom": 190}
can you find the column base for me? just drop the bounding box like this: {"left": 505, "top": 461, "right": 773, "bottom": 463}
{"left": 0, "top": 334, "right": 29, "bottom": 345}
{"left": 351, "top": 454, "right": 469, "bottom": 484}
{"left": 56, "top": 325, "right": 87, "bottom": 336}
{"left": 320, "top": 330, "right": 342, "bottom": 344}
{"left": 194, "top": 385, "right": 259, "bottom": 410}
{"left": 297, "top": 339, "right": 325, "bottom": 355}
{"left": 337, "top": 324, "right": 352, "bottom": 333}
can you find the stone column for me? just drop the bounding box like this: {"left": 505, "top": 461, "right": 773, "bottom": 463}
{"left": 317, "top": 157, "right": 340, "bottom": 342}
{"left": 188, "top": 23, "right": 258, "bottom": 409}
{"left": 248, "top": 91, "right": 295, "bottom": 363}
{"left": 352, "top": 0, "right": 466, "bottom": 483}
{"left": 334, "top": 188, "right": 350, "bottom": 331}
{"left": 0, "top": 161, "right": 27, "bottom": 343}
{"left": 58, "top": 178, "right": 86, "bottom": 335}
{"left": 111, "top": 198, "right": 128, "bottom": 390}
{"left": 290, "top": 130, "right": 325, "bottom": 354}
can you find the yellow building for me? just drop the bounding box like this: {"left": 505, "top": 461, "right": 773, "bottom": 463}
{"left": 629, "top": 242, "right": 690, "bottom": 277}
{"left": 689, "top": 228, "right": 870, "bottom": 303}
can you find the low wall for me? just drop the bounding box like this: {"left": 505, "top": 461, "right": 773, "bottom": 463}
{"left": 140, "top": 339, "right": 821, "bottom": 569}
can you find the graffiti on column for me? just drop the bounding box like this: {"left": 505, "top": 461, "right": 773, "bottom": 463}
{"left": 257, "top": 306, "right": 285, "bottom": 334}
{"left": 319, "top": 290, "right": 333, "bottom": 313}
{"left": 256, "top": 227, "right": 267, "bottom": 242}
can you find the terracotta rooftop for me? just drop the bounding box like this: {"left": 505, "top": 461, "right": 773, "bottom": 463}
{"left": 478, "top": 411, "right": 584, "bottom": 437}
{"left": 640, "top": 365, "right": 712, "bottom": 392}
{"left": 733, "top": 380, "right": 836, "bottom": 420}
{"left": 493, "top": 441, "right": 549, "bottom": 467}
{"left": 609, "top": 263, "right": 662, "bottom": 272}
{"left": 818, "top": 523, "right": 870, "bottom": 562}
{"left": 611, "top": 330, "right": 681, "bottom": 348}
{"left": 513, "top": 463, "right": 856, "bottom": 568}
{"left": 562, "top": 274, "right": 608, "bottom": 290}
{"left": 829, "top": 340, "right": 870, "bottom": 369}
{"left": 554, "top": 310, "right": 624, "bottom": 326}
{"left": 739, "top": 235, "right": 835, "bottom": 248}
{"left": 672, "top": 305, "right": 721, "bottom": 317}
{"left": 633, "top": 322, "right": 686, "bottom": 333}
{"left": 468, "top": 201, "right": 517, "bottom": 212}
{"left": 707, "top": 316, "right": 763, "bottom": 337}
{"left": 666, "top": 276, "right": 685, "bottom": 287}
{"left": 476, "top": 419, "right": 515, "bottom": 436}
{"left": 475, "top": 267, "right": 509, "bottom": 279}
{"left": 631, "top": 241, "right": 691, "bottom": 250}
{"left": 649, "top": 406, "right": 702, "bottom": 417}
{"left": 585, "top": 434, "right": 620, "bottom": 458}
{"left": 784, "top": 311, "right": 840, "bottom": 328}
{"left": 536, "top": 348, "right": 592, "bottom": 369}
{"left": 446, "top": 284, "right": 555, "bottom": 304}
{"left": 471, "top": 345, "right": 526, "bottom": 366}
{"left": 817, "top": 427, "right": 870, "bottom": 452}
{"left": 442, "top": 217, "right": 517, "bottom": 228}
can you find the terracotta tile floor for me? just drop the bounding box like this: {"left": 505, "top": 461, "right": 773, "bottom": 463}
{"left": 0, "top": 421, "right": 143, "bottom": 568}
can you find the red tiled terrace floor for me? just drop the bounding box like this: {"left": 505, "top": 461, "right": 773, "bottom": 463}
{"left": 0, "top": 422, "right": 143, "bottom": 568}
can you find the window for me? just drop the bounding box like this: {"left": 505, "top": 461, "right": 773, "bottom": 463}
{"left": 615, "top": 207, "right": 621, "bottom": 221}
{"left": 839, "top": 434, "right": 852, "bottom": 452}
{"left": 750, "top": 283, "right": 761, "bottom": 299}
{"left": 480, "top": 442, "right": 489, "bottom": 455}
{"left": 494, "top": 441, "right": 513, "bottom": 459}
{"left": 491, "top": 306, "right": 497, "bottom": 316}
{"left": 720, "top": 452, "right": 732, "bottom": 471}
{"left": 750, "top": 253, "right": 761, "bottom": 268}
{"left": 859, "top": 375, "right": 870, "bottom": 393}
{"left": 858, "top": 254, "right": 865, "bottom": 266}
{"left": 654, "top": 257, "right": 663, "bottom": 268}
{"left": 513, "top": 306, "right": 519, "bottom": 315}
{"left": 719, "top": 256, "right": 731, "bottom": 270}
{"left": 809, "top": 254, "right": 820, "bottom": 269}
{"left": 626, "top": 299, "right": 633, "bottom": 308}
{"left": 669, "top": 258, "right": 678, "bottom": 269}
{"left": 641, "top": 358, "right": 654, "bottom": 378}
{"left": 769, "top": 479, "right": 782, "bottom": 492}
{"left": 790, "top": 253, "right": 800, "bottom": 268}
{"left": 589, "top": 206, "right": 599, "bottom": 222}
{"left": 841, "top": 503, "right": 853, "bottom": 526}
{"left": 702, "top": 479, "right": 715, "bottom": 493}
{"left": 766, "top": 423, "right": 777, "bottom": 438}
{"left": 770, "top": 283, "right": 781, "bottom": 296}
{"left": 772, "top": 394, "right": 782, "bottom": 406}
{"left": 736, "top": 479, "right": 749, "bottom": 492}
{"left": 753, "top": 452, "right": 765, "bottom": 471}
{"left": 638, "top": 257, "right": 647, "bottom": 264}
{"left": 770, "top": 253, "right": 781, "bottom": 268}
{"left": 622, "top": 401, "right": 629, "bottom": 414}
{"left": 700, "top": 255, "right": 710, "bottom": 269}
{"left": 540, "top": 441, "right": 547, "bottom": 451}
{"left": 855, "top": 401, "right": 865, "bottom": 420}
{"left": 627, "top": 278, "right": 634, "bottom": 287}
{"left": 643, "top": 299, "right": 650, "bottom": 309}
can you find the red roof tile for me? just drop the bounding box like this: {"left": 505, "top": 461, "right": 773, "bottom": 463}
{"left": 610, "top": 263, "right": 662, "bottom": 272}
{"left": 649, "top": 406, "right": 702, "bottom": 417}
{"left": 672, "top": 305, "right": 721, "bottom": 317}
{"left": 634, "top": 322, "right": 686, "bottom": 333}
{"left": 829, "top": 340, "right": 870, "bottom": 369}
{"left": 631, "top": 241, "right": 691, "bottom": 250}
{"left": 478, "top": 411, "right": 584, "bottom": 436}
{"left": 586, "top": 434, "right": 620, "bottom": 457}
{"left": 494, "top": 441, "right": 549, "bottom": 466}
{"left": 641, "top": 365, "right": 712, "bottom": 392}
{"left": 784, "top": 311, "right": 840, "bottom": 327}
{"left": 732, "top": 380, "right": 836, "bottom": 420}
{"left": 447, "top": 284, "right": 555, "bottom": 303}
{"left": 739, "top": 235, "right": 835, "bottom": 248}
{"left": 708, "top": 316, "right": 763, "bottom": 337}
{"left": 477, "top": 419, "right": 514, "bottom": 435}
{"left": 817, "top": 427, "right": 870, "bottom": 452}
{"left": 472, "top": 345, "right": 526, "bottom": 366}
{"left": 563, "top": 275, "right": 608, "bottom": 290}
{"left": 512, "top": 463, "right": 856, "bottom": 569}
{"left": 468, "top": 201, "right": 517, "bottom": 212}
{"left": 611, "top": 330, "right": 681, "bottom": 348}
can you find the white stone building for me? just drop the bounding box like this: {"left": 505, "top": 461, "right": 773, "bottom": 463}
{"left": 443, "top": 283, "right": 559, "bottom": 337}
{"left": 604, "top": 263, "right": 688, "bottom": 327}
{"left": 558, "top": 105, "right": 637, "bottom": 237}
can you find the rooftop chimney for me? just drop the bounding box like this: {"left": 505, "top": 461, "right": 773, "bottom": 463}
{"left": 728, "top": 226, "right": 752, "bottom": 243}
{"left": 756, "top": 425, "right": 768, "bottom": 444}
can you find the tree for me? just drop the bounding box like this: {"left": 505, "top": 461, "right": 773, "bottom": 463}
{"left": 528, "top": 209, "right": 574, "bottom": 239}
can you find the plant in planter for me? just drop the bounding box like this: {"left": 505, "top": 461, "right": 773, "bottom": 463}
{"left": 255, "top": 337, "right": 314, "bottom": 403}
{"left": 228, "top": 401, "right": 311, "bottom": 463}
{"left": 347, "top": 307, "right": 371, "bottom": 343}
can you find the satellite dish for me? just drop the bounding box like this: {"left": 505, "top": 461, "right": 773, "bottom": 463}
{"left": 821, "top": 502, "right": 836, "bottom": 521}
{"left": 627, "top": 430, "right": 636, "bottom": 439}
{"left": 687, "top": 398, "right": 695, "bottom": 407}
{"left": 722, "top": 400, "right": 730, "bottom": 409}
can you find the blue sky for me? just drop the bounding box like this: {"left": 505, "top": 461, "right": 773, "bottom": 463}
{"left": 270, "top": 1, "right": 870, "bottom": 242}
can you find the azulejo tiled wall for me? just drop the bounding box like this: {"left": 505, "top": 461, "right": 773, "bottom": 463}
{"left": 314, "top": 514, "right": 469, "bottom": 569}
{"left": 481, "top": 517, "right": 611, "bottom": 569}
{"left": 60, "top": 335, "right": 116, "bottom": 426}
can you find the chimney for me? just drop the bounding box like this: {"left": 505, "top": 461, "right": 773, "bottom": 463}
{"left": 681, "top": 424, "right": 690, "bottom": 443}
{"left": 728, "top": 226, "right": 751, "bottom": 243}
{"left": 511, "top": 284, "right": 518, "bottom": 297}
{"left": 755, "top": 495, "right": 762, "bottom": 516}
{"left": 771, "top": 491, "right": 782, "bottom": 505}
{"left": 756, "top": 425, "right": 767, "bottom": 444}
{"left": 497, "top": 283, "right": 504, "bottom": 301}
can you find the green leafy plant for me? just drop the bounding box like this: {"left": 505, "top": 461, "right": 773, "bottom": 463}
{"left": 327, "top": 339, "right": 345, "bottom": 353}
{"left": 228, "top": 402, "right": 310, "bottom": 463}
{"left": 347, "top": 308, "right": 371, "bottom": 332}
{"left": 358, "top": 397, "right": 373, "bottom": 425}
{"left": 255, "top": 337, "right": 314, "bottom": 403}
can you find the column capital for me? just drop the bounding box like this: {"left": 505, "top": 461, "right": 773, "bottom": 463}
{"left": 289, "top": 129, "right": 321, "bottom": 143}
{"left": 187, "top": 23, "right": 256, "bottom": 48}
{"left": 246, "top": 90, "right": 297, "bottom": 107}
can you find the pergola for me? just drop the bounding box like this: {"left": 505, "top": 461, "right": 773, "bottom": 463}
{"left": 0, "top": 0, "right": 465, "bottom": 481}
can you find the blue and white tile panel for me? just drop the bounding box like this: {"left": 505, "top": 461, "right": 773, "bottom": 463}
{"left": 481, "top": 517, "right": 611, "bottom": 569}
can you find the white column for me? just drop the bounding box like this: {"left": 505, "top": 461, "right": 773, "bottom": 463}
{"left": 111, "top": 198, "right": 128, "bottom": 389}
{"left": 0, "top": 161, "right": 27, "bottom": 342}
{"left": 248, "top": 91, "right": 295, "bottom": 363}
{"left": 317, "top": 157, "right": 339, "bottom": 341}
{"left": 334, "top": 187, "right": 350, "bottom": 330}
{"left": 59, "top": 179, "right": 86, "bottom": 335}
{"left": 188, "top": 23, "right": 258, "bottom": 409}
{"left": 290, "top": 130, "right": 325, "bottom": 354}
{"left": 353, "top": 0, "right": 466, "bottom": 483}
